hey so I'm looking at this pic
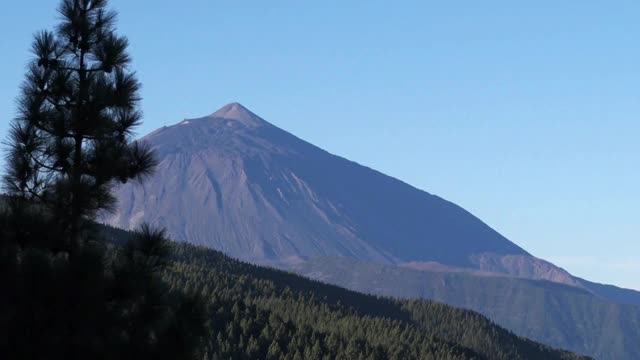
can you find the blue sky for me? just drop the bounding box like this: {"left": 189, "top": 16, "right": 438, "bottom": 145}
{"left": 1, "top": 1, "right": 638, "bottom": 289}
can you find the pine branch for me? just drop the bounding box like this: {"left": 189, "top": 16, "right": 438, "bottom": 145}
{"left": 26, "top": 151, "right": 64, "bottom": 173}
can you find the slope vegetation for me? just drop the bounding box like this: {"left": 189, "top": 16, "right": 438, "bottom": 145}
{"left": 101, "top": 225, "right": 590, "bottom": 360}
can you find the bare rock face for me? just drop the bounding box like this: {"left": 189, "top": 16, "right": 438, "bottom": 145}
{"left": 104, "top": 102, "right": 578, "bottom": 286}
{"left": 107, "top": 103, "right": 395, "bottom": 263}
{"left": 468, "top": 253, "right": 584, "bottom": 287}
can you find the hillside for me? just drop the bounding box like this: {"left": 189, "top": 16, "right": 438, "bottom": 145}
{"left": 101, "top": 225, "right": 590, "bottom": 360}
{"left": 291, "top": 257, "right": 640, "bottom": 360}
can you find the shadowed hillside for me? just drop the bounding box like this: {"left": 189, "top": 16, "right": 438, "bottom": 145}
{"left": 101, "top": 225, "right": 591, "bottom": 360}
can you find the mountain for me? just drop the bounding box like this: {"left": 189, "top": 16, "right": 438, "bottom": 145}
{"left": 103, "top": 102, "right": 640, "bottom": 359}
{"left": 101, "top": 225, "right": 591, "bottom": 360}
{"left": 106, "top": 102, "right": 540, "bottom": 270}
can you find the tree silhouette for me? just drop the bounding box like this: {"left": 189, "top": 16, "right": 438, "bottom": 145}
{"left": 3, "top": 0, "right": 155, "bottom": 247}
{"left": 0, "top": 1, "right": 206, "bottom": 359}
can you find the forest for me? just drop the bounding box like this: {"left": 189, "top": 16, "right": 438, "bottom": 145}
{"left": 111, "top": 225, "right": 593, "bottom": 360}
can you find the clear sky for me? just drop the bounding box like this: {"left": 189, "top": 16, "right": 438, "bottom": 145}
{"left": 1, "top": 1, "right": 638, "bottom": 289}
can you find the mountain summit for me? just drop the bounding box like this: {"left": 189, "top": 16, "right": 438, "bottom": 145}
{"left": 206, "top": 102, "right": 265, "bottom": 128}
{"left": 209, "top": 102, "right": 251, "bottom": 117}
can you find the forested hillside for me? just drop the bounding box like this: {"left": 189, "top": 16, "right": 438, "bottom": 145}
{"left": 290, "top": 256, "right": 640, "bottom": 360}
{"left": 102, "top": 226, "right": 590, "bottom": 360}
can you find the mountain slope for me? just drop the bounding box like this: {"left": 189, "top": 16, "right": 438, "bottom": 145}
{"left": 101, "top": 225, "right": 590, "bottom": 360}
{"left": 290, "top": 257, "right": 640, "bottom": 360}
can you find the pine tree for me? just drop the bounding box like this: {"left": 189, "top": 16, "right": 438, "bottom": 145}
{"left": 267, "top": 340, "right": 283, "bottom": 360}
{"left": 0, "top": 1, "right": 207, "bottom": 359}
{"left": 3, "top": 0, "right": 155, "bottom": 246}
